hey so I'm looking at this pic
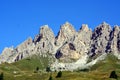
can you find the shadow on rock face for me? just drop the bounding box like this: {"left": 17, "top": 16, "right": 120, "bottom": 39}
{"left": 55, "top": 51, "right": 63, "bottom": 59}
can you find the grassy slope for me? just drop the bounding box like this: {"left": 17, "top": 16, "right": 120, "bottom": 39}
{"left": 0, "top": 55, "right": 50, "bottom": 80}
{"left": 13, "top": 55, "right": 49, "bottom": 71}
{"left": 0, "top": 53, "right": 120, "bottom": 80}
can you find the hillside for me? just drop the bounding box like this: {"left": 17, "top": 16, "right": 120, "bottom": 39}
{"left": 0, "top": 53, "right": 120, "bottom": 80}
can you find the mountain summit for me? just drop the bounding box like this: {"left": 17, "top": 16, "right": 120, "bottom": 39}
{"left": 0, "top": 22, "right": 120, "bottom": 71}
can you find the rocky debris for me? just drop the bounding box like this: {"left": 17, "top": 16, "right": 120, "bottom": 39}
{"left": 51, "top": 52, "right": 107, "bottom": 71}
{"left": 51, "top": 54, "right": 88, "bottom": 71}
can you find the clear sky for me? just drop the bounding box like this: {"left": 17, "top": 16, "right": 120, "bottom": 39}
{"left": 0, "top": 0, "right": 120, "bottom": 53}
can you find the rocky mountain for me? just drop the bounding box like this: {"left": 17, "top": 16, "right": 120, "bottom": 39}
{"left": 0, "top": 22, "right": 120, "bottom": 71}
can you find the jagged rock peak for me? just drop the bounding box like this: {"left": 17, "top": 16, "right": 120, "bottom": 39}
{"left": 102, "top": 21, "right": 109, "bottom": 25}
{"left": 34, "top": 25, "right": 55, "bottom": 43}
{"left": 39, "top": 25, "right": 55, "bottom": 40}
{"left": 1, "top": 47, "right": 14, "bottom": 54}
{"left": 39, "top": 25, "right": 49, "bottom": 33}
{"left": 110, "top": 25, "right": 120, "bottom": 56}
{"left": 60, "top": 22, "right": 76, "bottom": 32}
{"left": 90, "top": 22, "right": 112, "bottom": 56}
{"left": 113, "top": 25, "right": 120, "bottom": 31}
{"left": 79, "top": 24, "right": 90, "bottom": 32}
{"left": 33, "top": 25, "right": 55, "bottom": 54}
{"left": 92, "top": 22, "right": 112, "bottom": 39}
{"left": 16, "top": 37, "right": 33, "bottom": 48}
{"left": 0, "top": 46, "right": 14, "bottom": 63}
{"left": 15, "top": 37, "right": 34, "bottom": 54}
{"left": 39, "top": 25, "right": 55, "bottom": 35}
{"left": 98, "top": 22, "right": 111, "bottom": 30}
{"left": 55, "top": 22, "right": 76, "bottom": 46}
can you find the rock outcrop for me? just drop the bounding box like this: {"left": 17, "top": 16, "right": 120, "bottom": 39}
{"left": 55, "top": 22, "right": 76, "bottom": 46}
{"left": 0, "top": 47, "right": 14, "bottom": 63}
{"left": 34, "top": 25, "right": 55, "bottom": 54}
{"left": 90, "top": 22, "right": 112, "bottom": 56}
{"left": 0, "top": 37, "right": 35, "bottom": 63}
{"left": 14, "top": 37, "right": 35, "bottom": 62}
{"left": 73, "top": 24, "right": 92, "bottom": 57}
{"left": 55, "top": 23, "right": 92, "bottom": 62}
{"left": 110, "top": 26, "right": 120, "bottom": 58}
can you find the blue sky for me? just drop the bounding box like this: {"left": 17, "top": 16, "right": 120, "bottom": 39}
{"left": 0, "top": 0, "right": 120, "bottom": 53}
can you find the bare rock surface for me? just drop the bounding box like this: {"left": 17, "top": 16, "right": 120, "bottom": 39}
{"left": 90, "top": 22, "right": 112, "bottom": 56}
{"left": 34, "top": 25, "right": 55, "bottom": 54}
{"left": 55, "top": 22, "right": 76, "bottom": 46}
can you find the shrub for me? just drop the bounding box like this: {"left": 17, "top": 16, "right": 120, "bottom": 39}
{"left": 56, "top": 71, "right": 62, "bottom": 78}
{"left": 0, "top": 72, "right": 4, "bottom": 80}
{"left": 46, "top": 66, "right": 51, "bottom": 72}
{"left": 34, "top": 71, "right": 38, "bottom": 73}
{"left": 34, "top": 67, "right": 39, "bottom": 73}
{"left": 80, "top": 68, "right": 89, "bottom": 72}
{"left": 48, "top": 75, "right": 53, "bottom": 80}
{"left": 109, "top": 71, "right": 118, "bottom": 79}
{"left": 36, "top": 67, "right": 39, "bottom": 71}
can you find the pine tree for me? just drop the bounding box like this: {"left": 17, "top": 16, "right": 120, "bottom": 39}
{"left": 46, "top": 66, "right": 51, "bottom": 72}
{"left": 56, "top": 71, "right": 62, "bottom": 78}
{"left": 109, "top": 71, "right": 118, "bottom": 79}
{"left": 48, "top": 75, "right": 53, "bottom": 80}
{"left": 0, "top": 72, "right": 4, "bottom": 80}
{"left": 36, "top": 67, "right": 39, "bottom": 71}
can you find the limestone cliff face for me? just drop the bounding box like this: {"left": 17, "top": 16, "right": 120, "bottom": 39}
{"left": 0, "top": 22, "right": 120, "bottom": 64}
{"left": 0, "top": 47, "right": 14, "bottom": 63}
{"left": 110, "top": 26, "right": 120, "bottom": 58}
{"left": 0, "top": 37, "right": 35, "bottom": 63}
{"left": 14, "top": 37, "right": 35, "bottom": 62}
{"left": 90, "top": 22, "right": 112, "bottom": 56}
{"left": 73, "top": 24, "right": 92, "bottom": 56}
{"left": 34, "top": 25, "right": 55, "bottom": 54}
{"left": 55, "top": 22, "right": 76, "bottom": 46}
{"left": 55, "top": 23, "right": 92, "bottom": 63}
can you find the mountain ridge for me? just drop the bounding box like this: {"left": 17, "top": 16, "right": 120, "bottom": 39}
{"left": 0, "top": 21, "right": 120, "bottom": 71}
